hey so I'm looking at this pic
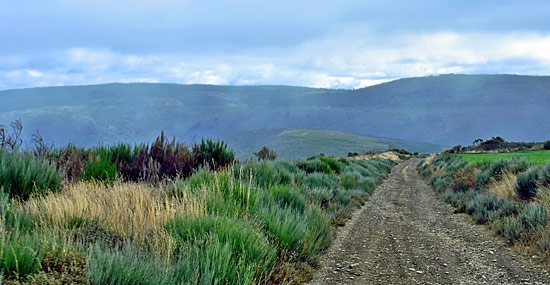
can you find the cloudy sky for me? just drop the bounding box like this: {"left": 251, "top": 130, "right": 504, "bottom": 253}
{"left": 1, "top": 0, "right": 550, "bottom": 90}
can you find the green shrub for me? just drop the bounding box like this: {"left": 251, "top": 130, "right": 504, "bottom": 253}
{"left": 83, "top": 149, "right": 118, "bottom": 183}
{"left": 520, "top": 202, "right": 548, "bottom": 232}
{"left": 359, "top": 177, "right": 376, "bottom": 194}
{"left": 488, "top": 199, "right": 520, "bottom": 222}
{"left": 0, "top": 231, "right": 46, "bottom": 280}
{"left": 296, "top": 159, "right": 323, "bottom": 173}
{"left": 87, "top": 243, "right": 170, "bottom": 285}
{"left": 304, "top": 172, "right": 337, "bottom": 190}
{"left": 320, "top": 157, "right": 343, "bottom": 174}
{"left": 516, "top": 167, "right": 542, "bottom": 200}
{"left": 470, "top": 194, "right": 498, "bottom": 224}
{"left": 309, "top": 187, "right": 333, "bottom": 205}
{"left": 237, "top": 161, "right": 294, "bottom": 187}
{"left": 194, "top": 138, "right": 235, "bottom": 170}
{"left": 271, "top": 185, "right": 307, "bottom": 213}
{"left": 494, "top": 216, "right": 524, "bottom": 242}
{"left": 166, "top": 215, "right": 277, "bottom": 280}
{"left": 340, "top": 174, "right": 358, "bottom": 190}
{"left": 429, "top": 175, "right": 448, "bottom": 193}
{"left": 0, "top": 151, "right": 61, "bottom": 199}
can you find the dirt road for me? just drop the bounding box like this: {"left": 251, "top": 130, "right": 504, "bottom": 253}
{"left": 310, "top": 159, "right": 550, "bottom": 284}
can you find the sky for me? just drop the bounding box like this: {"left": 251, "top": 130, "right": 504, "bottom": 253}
{"left": 1, "top": 0, "right": 550, "bottom": 90}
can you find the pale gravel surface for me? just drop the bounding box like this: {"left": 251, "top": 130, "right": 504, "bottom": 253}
{"left": 309, "top": 159, "right": 550, "bottom": 284}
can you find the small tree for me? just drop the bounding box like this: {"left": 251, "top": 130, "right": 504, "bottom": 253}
{"left": 0, "top": 119, "right": 23, "bottom": 151}
{"left": 544, "top": 140, "right": 550, "bottom": 150}
{"left": 254, "top": 146, "right": 277, "bottom": 161}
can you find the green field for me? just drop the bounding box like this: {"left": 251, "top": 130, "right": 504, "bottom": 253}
{"left": 456, "top": 150, "right": 550, "bottom": 165}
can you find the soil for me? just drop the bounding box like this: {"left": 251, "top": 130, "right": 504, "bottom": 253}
{"left": 309, "top": 158, "right": 550, "bottom": 284}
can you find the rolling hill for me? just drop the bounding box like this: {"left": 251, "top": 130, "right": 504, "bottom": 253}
{"left": 1, "top": 74, "right": 549, "bottom": 151}
{"left": 223, "top": 128, "right": 446, "bottom": 160}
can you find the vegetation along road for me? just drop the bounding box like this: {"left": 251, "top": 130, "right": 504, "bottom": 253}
{"left": 310, "top": 159, "right": 550, "bottom": 284}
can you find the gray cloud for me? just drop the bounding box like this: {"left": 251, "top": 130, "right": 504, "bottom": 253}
{"left": 1, "top": 1, "right": 549, "bottom": 90}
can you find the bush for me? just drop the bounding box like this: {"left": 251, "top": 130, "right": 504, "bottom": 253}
{"left": 469, "top": 194, "right": 498, "bottom": 224}
{"left": 304, "top": 172, "right": 337, "bottom": 190}
{"left": 340, "top": 174, "right": 358, "bottom": 190}
{"left": 320, "top": 157, "right": 343, "bottom": 174}
{"left": 271, "top": 185, "right": 307, "bottom": 213}
{"left": 429, "top": 175, "right": 447, "bottom": 193}
{"left": 194, "top": 138, "right": 235, "bottom": 170}
{"left": 544, "top": 140, "right": 550, "bottom": 150}
{"left": 0, "top": 151, "right": 61, "bottom": 199}
{"left": 55, "top": 144, "right": 85, "bottom": 181}
{"left": 0, "top": 231, "right": 46, "bottom": 280}
{"left": 166, "top": 215, "right": 277, "bottom": 280}
{"left": 516, "top": 167, "right": 542, "bottom": 200}
{"left": 83, "top": 149, "right": 118, "bottom": 183}
{"left": 520, "top": 202, "right": 548, "bottom": 232}
{"left": 237, "top": 161, "right": 294, "bottom": 187}
{"left": 253, "top": 146, "right": 277, "bottom": 161}
{"left": 494, "top": 216, "right": 524, "bottom": 242}
{"left": 118, "top": 133, "right": 197, "bottom": 182}
{"left": 87, "top": 243, "right": 170, "bottom": 285}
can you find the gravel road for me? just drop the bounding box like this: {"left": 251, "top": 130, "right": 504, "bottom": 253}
{"left": 310, "top": 159, "right": 550, "bottom": 284}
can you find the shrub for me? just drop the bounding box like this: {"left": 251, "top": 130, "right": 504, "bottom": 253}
{"left": 429, "top": 175, "right": 447, "bottom": 193}
{"left": 520, "top": 202, "right": 548, "bottom": 232}
{"left": 304, "top": 172, "right": 337, "bottom": 190}
{"left": 166, "top": 215, "right": 277, "bottom": 280}
{"left": 0, "top": 231, "right": 46, "bottom": 280}
{"left": 340, "top": 174, "right": 358, "bottom": 190}
{"left": 516, "top": 167, "right": 542, "bottom": 200}
{"left": 470, "top": 194, "right": 498, "bottom": 224}
{"left": 271, "top": 185, "right": 307, "bottom": 213}
{"left": 253, "top": 146, "right": 277, "bottom": 161}
{"left": 194, "top": 138, "right": 235, "bottom": 170}
{"left": 320, "top": 157, "right": 343, "bottom": 174}
{"left": 494, "top": 216, "right": 524, "bottom": 242}
{"left": 544, "top": 140, "right": 550, "bottom": 150}
{"left": 0, "top": 151, "right": 61, "bottom": 199}
{"left": 86, "top": 243, "right": 169, "bottom": 285}
{"left": 296, "top": 159, "right": 323, "bottom": 173}
{"left": 117, "top": 133, "right": 197, "bottom": 182}
{"left": 83, "top": 149, "right": 118, "bottom": 183}
{"left": 237, "top": 161, "right": 294, "bottom": 187}
{"left": 55, "top": 144, "right": 85, "bottom": 181}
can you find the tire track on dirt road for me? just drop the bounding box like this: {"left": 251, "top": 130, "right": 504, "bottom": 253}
{"left": 310, "top": 159, "right": 550, "bottom": 284}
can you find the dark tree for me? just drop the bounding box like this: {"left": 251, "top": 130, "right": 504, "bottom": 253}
{"left": 254, "top": 146, "right": 277, "bottom": 161}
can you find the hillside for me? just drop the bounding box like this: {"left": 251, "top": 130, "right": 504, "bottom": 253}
{"left": 1, "top": 74, "right": 549, "bottom": 148}
{"left": 223, "top": 128, "right": 445, "bottom": 160}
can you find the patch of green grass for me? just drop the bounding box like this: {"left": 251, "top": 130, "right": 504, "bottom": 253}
{"left": 457, "top": 150, "right": 550, "bottom": 165}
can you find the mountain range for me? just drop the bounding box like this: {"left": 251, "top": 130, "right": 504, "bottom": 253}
{"left": 1, "top": 74, "right": 549, "bottom": 157}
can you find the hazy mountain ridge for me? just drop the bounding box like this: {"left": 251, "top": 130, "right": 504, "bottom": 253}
{"left": 1, "top": 74, "right": 549, "bottom": 151}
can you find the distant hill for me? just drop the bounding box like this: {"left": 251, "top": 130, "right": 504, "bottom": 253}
{"left": 223, "top": 128, "right": 446, "bottom": 160}
{"left": 1, "top": 74, "right": 549, "bottom": 149}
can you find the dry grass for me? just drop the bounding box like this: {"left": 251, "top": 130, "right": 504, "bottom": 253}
{"left": 21, "top": 181, "right": 205, "bottom": 257}
{"left": 486, "top": 170, "right": 519, "bottom": 201}
{"left": 536, "top": 186, "right": 550, "bottom": 211}
{"left": 425, "top": 154, "right": 436, "bottom": 164}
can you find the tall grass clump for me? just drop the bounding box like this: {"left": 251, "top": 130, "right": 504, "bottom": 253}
{"left": 166, "top": 215, "right": 277, "bottom": 282}
{"left": 0, "top": 151, "right": 61, "bottom": 199}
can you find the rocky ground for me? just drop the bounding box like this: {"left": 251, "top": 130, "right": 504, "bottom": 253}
{"left": 309, "top": 159, "right": 550, "bottom": 284}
